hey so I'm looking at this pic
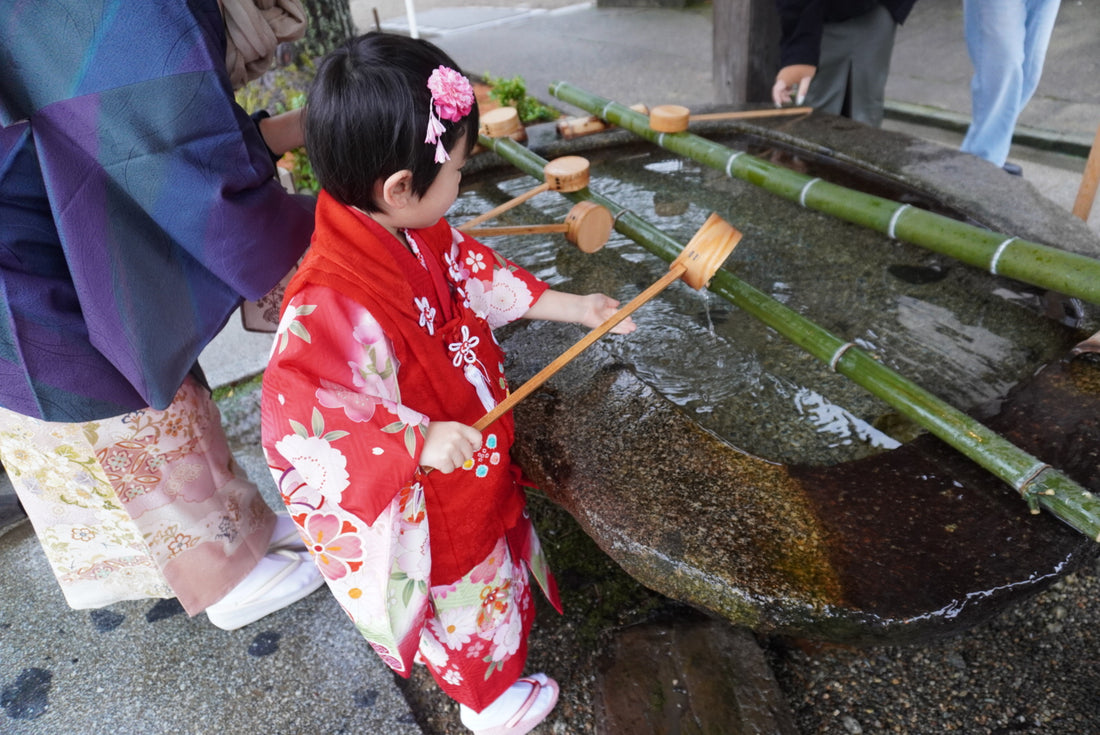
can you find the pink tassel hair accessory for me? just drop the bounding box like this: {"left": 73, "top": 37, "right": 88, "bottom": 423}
{"left": 425, "top": 66, "right": 475, "bottom": 163}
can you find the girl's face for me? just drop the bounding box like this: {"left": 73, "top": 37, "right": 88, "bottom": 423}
{"left": 400, "top": 134, "right": 468, "bottom": 230}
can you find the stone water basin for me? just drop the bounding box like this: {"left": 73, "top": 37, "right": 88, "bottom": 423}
{"left": 454, "top": 113, "right": 1100, "bottom": 644}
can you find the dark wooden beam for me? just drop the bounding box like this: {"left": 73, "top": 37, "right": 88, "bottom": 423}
{"left": 712, "top": 0, "right": 780, "bottom": 104}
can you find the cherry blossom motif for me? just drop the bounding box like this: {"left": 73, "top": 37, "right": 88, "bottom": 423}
{"left": 395, "top": 524, "right": 431, "bottom": 582}
{"left": 464, "top": 250, "right": 486, "bottom": 273}
{"left": 274, "top": 433, "right": 350, "bottom": 503}
{"left": 352, "top": 311, "right": 387, "bottom": 346}
{"left": 464, "top": 267, "right": 534, "bottom": 328}
{"left": 415, "top": 296, "right": 436, "bottom": 335}
{"left": 274, "top": 302, "right": 317, "bottom": 355}
{"left": 71, "top": 527, "right": 96, "bottom": 542}
{"left": 316, "top": 379, "right": 380, "bottom": 423}
{"left": 167, "top": 532, "right": 195, "bottom": 556}
{"left": 303, "top": 512, "right": 364, "bottom": 580}
{"left": 447, "top": 325, "right": 480, "bottom": 367}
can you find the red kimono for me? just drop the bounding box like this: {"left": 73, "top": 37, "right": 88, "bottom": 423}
{"left": 261, "top": 191, "right": 560, "bottom": 710}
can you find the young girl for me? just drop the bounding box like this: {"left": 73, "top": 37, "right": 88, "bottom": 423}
{"left": 260, "top": 32, "right": 635, "bottom": 734}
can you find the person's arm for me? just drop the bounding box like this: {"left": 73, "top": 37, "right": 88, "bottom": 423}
{"left": 772, "top": 0, "right": 822, "bottom": 106}
{"left": 450, "top": 226, "right": 637, "bottom": 335}
{"left": 256, "top": 107, "right": 306, "bottom": 157}
{"left": 522, "top": 289, "right": 637, "bottom": 335}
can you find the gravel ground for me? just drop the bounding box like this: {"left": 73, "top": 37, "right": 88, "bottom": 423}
{"left": 768, "top": 560, "right": 1100, "bottom": 735}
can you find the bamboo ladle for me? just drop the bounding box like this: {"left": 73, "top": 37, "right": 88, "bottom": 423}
{"left": 472, "top": 212, "right": 741, "bottom": 431}
{"left": 479, "top": 106, "right": 528, "bottom": 144}
{"left": 648, "top": 104, "right": 813, "bottom": 133}
{"left": 463, "top": 200, "right": 614, "bottom": 253}
{"left": 458, "top": 155, "right": 591, "bottom": 230}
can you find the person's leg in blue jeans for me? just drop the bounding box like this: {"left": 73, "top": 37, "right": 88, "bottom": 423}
{"left": 1020, "top": 0, "right": 1060, "bottom": 107}
{"left": 961, "top": 0, "right": 1061, "bottom": 168}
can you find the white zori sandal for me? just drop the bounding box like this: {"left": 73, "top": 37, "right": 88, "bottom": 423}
{"left": 268, "top": 512, "right": 308, "bottom": 551}
{"left": 205, "top": 547, "right": 324, "bottom": 630}
{"left": 459, "top": 673, "right": 560, "bottom": 735}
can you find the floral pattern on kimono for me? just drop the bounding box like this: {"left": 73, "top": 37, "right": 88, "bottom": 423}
{"left": 262, "top": 220, "right": 561, "bottom": 710}
{"left": 0, "top": 377, "right": 275, "bottom": 613}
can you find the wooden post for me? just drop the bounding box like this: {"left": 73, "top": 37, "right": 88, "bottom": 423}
{"left": 712, "top": 0, "right": 781, "bottom": 105}
{"left": 1073, "top": 123, "right": 1100, "bottom": 222}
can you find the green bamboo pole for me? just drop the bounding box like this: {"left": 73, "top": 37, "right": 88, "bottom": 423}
{"left": 478, "top": 132, "right": 1100, "bottom": 541}
{"left": 547, "top": 81, "right": 1100, "bottom": 307}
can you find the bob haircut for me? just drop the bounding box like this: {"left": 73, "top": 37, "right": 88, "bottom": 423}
{"left": 305, "top": 32, "right": 479, "bottom": 212}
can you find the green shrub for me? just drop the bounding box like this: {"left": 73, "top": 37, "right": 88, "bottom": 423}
{"left": 484, "top": 73, "right": 559, "bottom": 124}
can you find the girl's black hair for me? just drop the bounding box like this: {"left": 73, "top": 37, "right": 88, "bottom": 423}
{"left": 305, "top": 32, "right": 479, "bottom": 211}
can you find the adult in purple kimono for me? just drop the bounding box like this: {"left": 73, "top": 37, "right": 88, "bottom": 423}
{"left": 0, "top": 0, "right": 322, "bottom": 629}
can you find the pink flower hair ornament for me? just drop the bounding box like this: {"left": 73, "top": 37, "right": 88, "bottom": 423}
{"left": 425, "top": 66, "right": 475, "bottom": 163}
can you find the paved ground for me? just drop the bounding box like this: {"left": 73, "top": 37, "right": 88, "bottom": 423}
{"left": 2, "top": 1, "right": 1098, "bottom": 733}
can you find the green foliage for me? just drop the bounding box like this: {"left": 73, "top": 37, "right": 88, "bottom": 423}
{"left": 483, "top": 73, "right": 559, "bottom": 124}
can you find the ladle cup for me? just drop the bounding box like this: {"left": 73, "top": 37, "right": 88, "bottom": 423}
{"left": 458, "top": 156, "right": 591, "bottom": 230}
{"left": 479, "top": 106, "right": 528, "bottom": 144}
{"left": 472, "top": 212, "right": 742, "bottom": 431}
{"left": 463, "top": 200, "right": 614, "bottom": 254}
{"left": 649, "top": 104, "right": 813, "bottom": 133}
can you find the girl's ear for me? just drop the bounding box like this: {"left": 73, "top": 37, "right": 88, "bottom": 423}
{"left": 379, "top": 169, "right": 415, "bottom": 209}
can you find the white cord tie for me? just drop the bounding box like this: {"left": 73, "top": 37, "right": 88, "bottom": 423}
{"left": 725, "top": 151, "right": 745, "bottom": 178}
{"left": 989, "top": 237, "right": 1017, "bottom": 275}
{"left": 828, "top": 342, "right": 857, "bottom": 372}
{"left": 799, "top": 177, "right": 821, "bottom": 208}
{"left": 887, "top": 204, "right": 912, "bottom": 240}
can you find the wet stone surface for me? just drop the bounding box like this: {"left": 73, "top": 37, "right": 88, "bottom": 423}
{"left": 596, "top": 617, "right": 799, "bottom": 735}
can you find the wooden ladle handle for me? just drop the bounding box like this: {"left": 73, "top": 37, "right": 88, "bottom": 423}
{"left": 649, "top": 104, "right": 813, "bottom": 133}
{"left": 474, "top": 263, "right": 686, "bottom": 432}
{"left": 689, "top": 107, "right": 813, "bottom": 122}
{"left": 464, "top": 222, "right": 568, "bottom": 238}
{"left": 459, "top": 183, "right": 550, "bottom": 230}
{"left": 465, "top": 202, "right": 612, "bottom": 254}
{"left": 474, "top": 213, "right": 742, "bottom": 431}
{"left": 458, "top": 157, "right": 592, "bottom": 231}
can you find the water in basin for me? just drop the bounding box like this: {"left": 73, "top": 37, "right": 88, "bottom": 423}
{"left": 453, "top": 140, "right": 1096, "bottom": 467}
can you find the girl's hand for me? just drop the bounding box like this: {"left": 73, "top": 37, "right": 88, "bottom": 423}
{"left": 522, "top": 289, "right": 637, "bottom": 334}
{"left": 578, "top": 293, "right": 637, "bottom": 334}
{"left": 421, "top": 421, "right": 482, "bottom": 474}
